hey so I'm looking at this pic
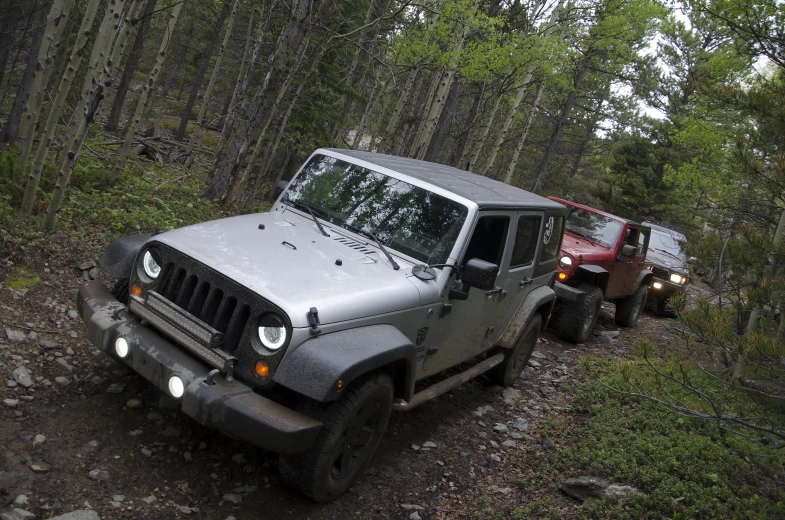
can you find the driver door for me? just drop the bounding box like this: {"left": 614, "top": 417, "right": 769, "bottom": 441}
{"left": 422, "top": 211, "right": 514, "bottom": 374}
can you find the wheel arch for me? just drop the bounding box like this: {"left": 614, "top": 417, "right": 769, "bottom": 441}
{"left": 572, "top": 265, "right": 610, "bottom": 294}
{"left": 99, "top": 233, "right": 152, "bottom": 279}
{"left": 635, "top": 270, "right": 654, "bottom": 289}
{"left": 497, "top": 286, "right": 556, "bottom": 349}
{"left": 274, "top": 324, "right": 416, "bottom": 403}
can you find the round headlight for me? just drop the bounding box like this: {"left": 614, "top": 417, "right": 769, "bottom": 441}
{"left": 669, "top": 273, "right": 683, "bottom": 284}
{"left": 258, "top": 314, "right": 287, "bottom": 351}
{"left": 559, "top": 255, "right": 573, "bottom": 270}
{"left": 142, "top": 250, "right": 161, "bottom": 279}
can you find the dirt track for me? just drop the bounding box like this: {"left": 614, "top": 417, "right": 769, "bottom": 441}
{"left": 0, "top": 236, "right": 687, "bottom": 519}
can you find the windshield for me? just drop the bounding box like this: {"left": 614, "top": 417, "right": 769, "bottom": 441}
{"left": 564, "top": 206, "right": 623, "bottom": 247}
{"left": 649, "top": 230, "right": 686, "bottom": 260}
{"left": 282, "top": 154, "right": 468, "bottom": 264}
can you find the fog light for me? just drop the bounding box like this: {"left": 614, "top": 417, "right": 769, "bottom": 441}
{"left": 653, "top": 282, "right": 663, "bottom": 290}
{"left": 115, "top": 336, "right": 129, "bottom": 358}
{"left": 168, "top": 375, "right": 185, "bottom": 398}
{"left": 557, "top": 272, "right": 568, "bottom": 281}
{"left": 131, "top": 283, "right": 142, "bottom": 297}
{"left": 254, "top": 360, "right": 269, "bottom": 378}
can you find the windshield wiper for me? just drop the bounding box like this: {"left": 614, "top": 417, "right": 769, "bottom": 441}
{"left": 288, "top": 199, "right": 330, "bottom": 237}
{"left": 653, "top": 248, "right": 683, "bottom": 261}
{"left": 346, "top": 224, "right": 400, "bottom": 271}
{"left": 567, "top": 228, "right": 600, "bottom": 247}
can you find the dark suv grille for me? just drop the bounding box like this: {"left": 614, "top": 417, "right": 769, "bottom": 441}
{"left": 154, "top": 259, "right": 251, "bottom": 354}
{"left": 651, "top": 266, "right": 670, "bottom": 279}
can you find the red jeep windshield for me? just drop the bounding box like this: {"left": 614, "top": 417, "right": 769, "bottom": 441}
{"left": 564, "top": 206, "right": 623, "bottom": 248}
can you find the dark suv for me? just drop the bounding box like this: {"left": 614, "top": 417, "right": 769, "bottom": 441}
{"left": 642, "top": 222, "right": 693, "bottom": 315}
{"left": 547, "top": 197, "right": 653, "bottom": 343}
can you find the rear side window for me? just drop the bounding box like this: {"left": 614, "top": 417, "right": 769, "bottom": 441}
{"left": 539, "top": 215, "right": 564, "bottom": 262}
{"left": 637, "top": 230, "right": 648, "bottom": 255}
{"left": 511, "top": 216, "right": 542, "bottom": 268}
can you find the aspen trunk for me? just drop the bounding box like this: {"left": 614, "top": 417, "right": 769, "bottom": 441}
{"left": 453, "top": 82, "right": 485, "bottom": 167}
{"left": 21, "top": 0, "right": 102, "bottom": 216}
{"left": 379, "top": 67, "right": 419, "bottom": 154}
{"left": 216, "top": 12, "right": 254, "bottom": 155}
{"left": 105, "top": 0, "right": 158, "bottom": 132}
{"left": 176, "top": 0, "right": 231, "bottom": 141}
{"left": 43, "top": 0, "right": 145, "bottom": 232}
{"left": 351, "top": 64, "right": 381, "bottom": 150}
{"left": 466, "top": 92, "right": 501, "bottom": 171}
{"left": 111, "top": 0, "right": 184, "bottom": 178}
{"left": 531, "top": 49, "right": 592, "bottom": 194}
{"left": 185, "top": 0, "right": 241, "bottom": 157}
{"left": 424, "top": 80, "right": 461, "bottom": 162}
{"left": 503, "top": 78, "right": 546, "bottom": 184}
{"left": 15, "top": 0, "right": 72, "bottom": 183}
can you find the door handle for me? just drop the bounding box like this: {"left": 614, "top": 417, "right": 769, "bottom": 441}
{"left": 519, "top": 277, "right": 533, "bottom": 288}
{"left": 627, "top": 261, "right": 634, "bottom": 266}
{"left": 485, "top": 287, "right": 507, "bottom": 301}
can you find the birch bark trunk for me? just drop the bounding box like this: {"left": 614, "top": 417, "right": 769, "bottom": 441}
{"left": 503, "top": 78, "right": 545, "bottom": 184}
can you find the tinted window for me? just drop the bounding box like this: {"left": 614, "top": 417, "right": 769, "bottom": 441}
{"left": 637, "top": 230, "right": 648, "bottom": 255}
{"left": 511, "top": 216, "right": 542, "bottom": 268}
{"left": 463, "top": 216, "right": 509, "bottom": 267}
{"left": 564, "top": 206, "right": 623, "bottom": 247}
{"left": 284, "top": 155, "right": 468, "bottom": 264}
{"left": 539, "top": 215, "right": 564, "bottom": 261}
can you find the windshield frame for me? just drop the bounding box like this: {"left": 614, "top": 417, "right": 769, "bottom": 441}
{"left": 562, "top": 205, "right": 624, "bottom": 248}
{"left": 274, "top": 150, "right": 477, "bottom": 267}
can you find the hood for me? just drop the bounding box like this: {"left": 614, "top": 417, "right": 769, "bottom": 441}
{"left": 560, "top": 231, "right": 614, "bottom": 262}
{"left": 645, "top": 248, "right": 688, "bottom": 275}
{"left": 153, "top": 212, "right": 423, "bottom": 328}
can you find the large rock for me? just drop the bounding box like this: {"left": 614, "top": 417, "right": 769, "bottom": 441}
{"left": 605, "top": 483, "right": 641, "bottom": 501}
{"left": 12, "top": 367, "right": 33, "bottom": 387}
{"left": 1, "top": 509, "right": 36, "bottom": 520}
{"left": 560, "top": 476, "right": 610, "bottom": 501}
{"left": 6, "top": 329, "right": 27, "bottom": 342}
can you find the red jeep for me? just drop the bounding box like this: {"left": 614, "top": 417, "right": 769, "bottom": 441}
{"left": 547, "top": 197, "right": 654, "bottom": 343}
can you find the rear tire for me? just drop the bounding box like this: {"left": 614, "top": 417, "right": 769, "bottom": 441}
{"left": 489, "top": 314, "right": 543, "bottom": 386}
{"left": 558, "top": 284, "right": 603, "bottom": 344}
{"left": 279, "top": 372, "right": 393, "bottom": 503}
{"left": 615, "top": 284, "right": 648, "bottom": 327}
{"left": 110, "top": 279, "right": 129, "bottom": 305}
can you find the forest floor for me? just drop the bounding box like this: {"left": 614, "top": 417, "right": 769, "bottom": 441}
{"left": 0, "top": 223, "right": 711, "bottom": 520}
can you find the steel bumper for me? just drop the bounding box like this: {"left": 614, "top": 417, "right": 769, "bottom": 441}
{"left": 76, "top": 281, "right": 322, "bottom": 455}
{"left": 648, "top": 277, "right": 684, "bottom": 302}
{"left": 552, "top": 282, "right": 586, "bottom": 303}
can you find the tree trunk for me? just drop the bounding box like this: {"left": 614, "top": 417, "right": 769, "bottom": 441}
{"left": 111, "top": 0, "right": 184, "bottom": 178}
{"left": 0, "top": 3, "right": 26, "bottom": 99}
{"left": 217, "top": 10, "right": 253, "bottom": 147}
{"left": 351, "top": 64, "right": 381, "bottom": 150}
{"left": 452, "top": 82, "right": 485, "bottom": 167}
{"left": 204, "top": 0, "right": 312, "bottom": 201}
{"left": 424, "top": 80, "right": 461, "bottom": 162}
{"left": 185, "top": 0, "right": 240, "bottom": 157}
{"left": 42, "top": 0, "right": 145, "bottom": 232}
{"left": 175, "top": 0, "right": 231, "bottom": 141}
{"left": 21, "top": 0, "right": 102, "bottom": 216}
{"left": 503, "top": 78, "right": 546, "bottom": 184}
{"left": 531, "top": 49, "right": 592, "bottom": 194}
{"left": 16, "top": 0, "right": 72, "bottom": 182}
{"left": 466, "top": 90, "right": 502, "bottom": 171}
{"left": 379, "top": 67, "right": 418, "bottom": 154}
{"left": 105, "top": 0, "right": 157, "bottom": 132}
{"left": 0, "top": 0, "right": 54, "bottom": 144}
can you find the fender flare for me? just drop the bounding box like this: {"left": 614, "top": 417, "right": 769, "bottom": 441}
{"left": 498, "top": 285, "right": 556, "bottom": 349}
{"left": 634, "top": 269, "right": 654, "bottom": 289}
{"left": 99, "top": 234, "right": 152, "bottom": 279}
{"left": 573, "top": 265, "right": 610, "bottom": 294}
{"left": 274, "top": 324, "right": 416, "bottom": 402}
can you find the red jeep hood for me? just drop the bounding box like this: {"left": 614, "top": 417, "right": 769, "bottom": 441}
{"left": 560, "top": 231, "right": 614, "bottom": 261}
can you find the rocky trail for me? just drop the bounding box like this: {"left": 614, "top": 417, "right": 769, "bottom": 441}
{"left": 0, "top": 240, "right": 691, "bottom": 520}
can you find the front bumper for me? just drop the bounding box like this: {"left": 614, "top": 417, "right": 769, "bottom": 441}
{"left": 648, "top": 277, "right": 685, "bottom": 302}
{"left": 76, "top": 281, "right": 322, "bottom": 455}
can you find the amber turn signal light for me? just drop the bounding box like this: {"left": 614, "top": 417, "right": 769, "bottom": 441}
{"left": 336, "top": 379, "right": 343, "bottom": 391}
{"left": 557, "top": 272, "right": 568, "bottom": 281}
{"left": 131, "top": 283, "right": 142, "bottom": 296}
{"left": 254, "top": 360, "right": 269, "bottom": 378}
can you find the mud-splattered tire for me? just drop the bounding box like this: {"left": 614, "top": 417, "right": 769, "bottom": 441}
{"left": 279, "top": 372, "right": 393, "bottom": 503}
{"left": 489, "top": 314, "right": 543, "bottom": 386}
{"left": 558, "top": 284, "right": 603, "bottom": 344}
{"left": 615, "top": 284, "right": 648, "bottom": 327}
{"left": 110, "top": 279, "right": 129, "bottom": 305}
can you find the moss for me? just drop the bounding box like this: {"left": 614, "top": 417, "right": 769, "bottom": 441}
{"left": 5, "top": 267, "right": 41, "bottom": 290}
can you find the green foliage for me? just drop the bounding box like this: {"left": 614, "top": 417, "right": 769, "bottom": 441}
{"left": 163, "top": 118, "right": 192, "bottom": 135}
{"left": 5, "top": 266, "right": 41, "bottom": 291}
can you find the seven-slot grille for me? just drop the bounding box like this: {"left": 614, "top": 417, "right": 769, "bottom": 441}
{"left": 651, "top": 265, "right": 671, "bottom": 280}
{"left": 153, "top": 255, "right": 251, "bottom": 354}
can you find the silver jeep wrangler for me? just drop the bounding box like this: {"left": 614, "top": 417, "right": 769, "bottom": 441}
{"left": 77, "top": 148, "right": 567, "bottom": 502}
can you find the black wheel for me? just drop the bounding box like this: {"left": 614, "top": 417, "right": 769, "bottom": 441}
{"left": 615, "top": 284, "right": 648, "bottom": 327}
{"left": 558, "top": 283, "right": 603, "bottom": 344}
{"left": 489, "top": 314, "right": 543, "bottom": 386}
{"left": 110, "top": 279, "right": 129, "bottom": 305}
{"left": 279, "top": 372, "right": 393, "bottom": 503}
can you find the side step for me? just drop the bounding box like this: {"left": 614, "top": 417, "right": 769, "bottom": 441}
{"left": 392, "top": 353, "right": 504, "bottom": 411}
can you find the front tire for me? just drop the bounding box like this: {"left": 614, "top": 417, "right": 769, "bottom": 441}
{"left": 279, "top": 372, "right": 393, "bottom": 503}
{"left": 110, "top": 279, "right": 129, "bottom": 305}
{"left": 489, "top": 314, "right": 543, "bottom": 386}
{"left": 615, "top": 284, "right": 648, "bottom": 327}
{"left": 558, "top": 283, "right": 603, "bottom": 344}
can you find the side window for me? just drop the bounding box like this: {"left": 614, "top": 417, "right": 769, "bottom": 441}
{"left": 463, "top": 216, "right": 510, "bottom": 267}
{"left": 510, "top": 216, "right": 542, "bottom": 268}
{"left": 637, "top": 230, "right": 648, "bottom": 256}
{"left": 539, "top": 215, "right": 564, "bottom": 262}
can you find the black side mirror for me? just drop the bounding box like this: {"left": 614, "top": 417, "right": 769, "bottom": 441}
{"left": 621, "top": 244, "right": 636, "bottom": 258}
{"left": 273, "top": 180, "right": 289, "bottom": 200}
{"left": 462, "top": 258, "right": 498, "bottom": 290}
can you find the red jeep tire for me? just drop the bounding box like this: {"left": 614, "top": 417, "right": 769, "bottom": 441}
{"left": 558, "top": 283, "right": 603, "bottom": 344}
{"left": 615, "top": 284, "right": 648, "bottom": 327}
